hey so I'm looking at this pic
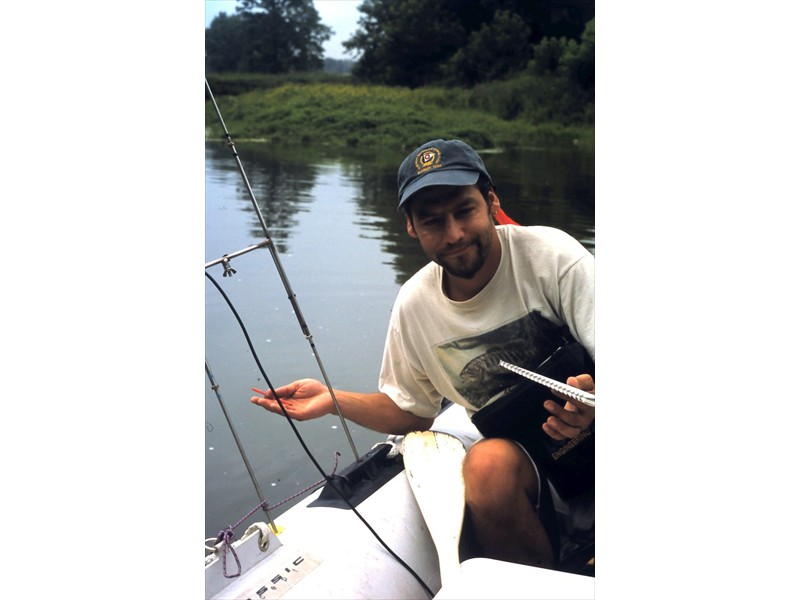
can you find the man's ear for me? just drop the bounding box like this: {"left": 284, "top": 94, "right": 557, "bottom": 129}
{"left": 406, "top": 215, "right": 418, "bottom": 238}
{"left": 488, "top": 189, "right": 501, "bottom": 216}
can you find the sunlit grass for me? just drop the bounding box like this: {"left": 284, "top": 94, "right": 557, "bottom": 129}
{"left": 205, "top": 80, "right": 592, "bottom": 151}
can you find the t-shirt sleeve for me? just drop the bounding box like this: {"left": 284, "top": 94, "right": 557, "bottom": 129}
{"left": 558, "top": 251, "right": 595, "bottom": 361}
{"left": 515, "top": 226, "right": 595, "bottom": 362}
{"left": 378, "top": 310, "right": 443, "bottom": 419}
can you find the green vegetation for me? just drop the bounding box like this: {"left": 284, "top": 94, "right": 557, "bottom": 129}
{"left": 205, "top": 2, "right": 594, "bottom": 152}
{"left": 205, "top": 76, "right": 593, "bottom": 152}
{"left": 205, "top": 0, "right": 331, "bottom": 73}
{"left": 340, "top": 0, "right": 593, "bottom": 89}
{"left": 204, "top": 71, "right": 352, "bottom": 96}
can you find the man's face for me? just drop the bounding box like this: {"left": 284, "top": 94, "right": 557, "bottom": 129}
{"left": 406, "top": 185, "right": 500, "bottom": 280}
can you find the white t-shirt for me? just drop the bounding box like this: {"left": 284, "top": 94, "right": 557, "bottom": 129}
{"left": 379, "top": 225, "right": 594, "bottom": 418}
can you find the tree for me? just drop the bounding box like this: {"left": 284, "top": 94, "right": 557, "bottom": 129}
{"left": 532, "top": 18, "right": 594, "bottom": 91}
{"left": 344, "top": 0, "right": 467, "bottom": 87}
{"left": 344, "top": 0, "right": 594, "bottom": 87}
{"left": 559, "top": 18, "right": 594, "bottom": 90}
{"left": 443, "top": 10, "right": 532, "bottom": 87}
{"left": 205, "top": 0, "right": 332, "bottom": 74}
{"left": 205, "top": 13, "right": 246, "bottom": 72}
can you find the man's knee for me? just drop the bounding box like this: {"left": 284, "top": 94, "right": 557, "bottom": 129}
{"left": 463, "top": 438, "right": 538, "bottom": 501}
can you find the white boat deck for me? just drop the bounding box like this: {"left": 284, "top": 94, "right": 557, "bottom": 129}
{"left": 205, "top": 404, "right": 594, "bottom": 599}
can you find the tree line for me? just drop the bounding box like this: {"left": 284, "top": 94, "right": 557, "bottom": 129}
{"left": 206, "top": 0, "right": 594, "bottom": 90}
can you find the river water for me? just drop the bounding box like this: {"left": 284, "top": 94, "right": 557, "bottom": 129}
{"left": 204, "top": 140, "right": 594, "bottom": 540}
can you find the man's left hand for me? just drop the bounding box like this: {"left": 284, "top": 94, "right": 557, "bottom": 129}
{"left": 542, "top": 374, "right": 595, "bottom": 441}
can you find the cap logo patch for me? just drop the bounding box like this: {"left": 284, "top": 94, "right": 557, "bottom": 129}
{"left": 414, "top": 146, "right": 442, "bottom": 175}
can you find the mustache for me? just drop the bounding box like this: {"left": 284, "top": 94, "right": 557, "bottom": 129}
{"left": 441, "top": 239, "right": 476, "bottom": 255}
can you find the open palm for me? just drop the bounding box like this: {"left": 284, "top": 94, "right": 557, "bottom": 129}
{"left": 251, "top": 378, "right": 333, "bottom": 421}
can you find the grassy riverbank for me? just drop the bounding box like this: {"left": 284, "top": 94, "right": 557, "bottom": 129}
{"left": 205, "top": 75, "right": 593, "bottom": 153}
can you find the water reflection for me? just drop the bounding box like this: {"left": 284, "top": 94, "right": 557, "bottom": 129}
{"left": 206, "top": 142, "right": 321, "bottom": 254}
{"left": 211, "top": 141, "right": 594, "bottom": 282}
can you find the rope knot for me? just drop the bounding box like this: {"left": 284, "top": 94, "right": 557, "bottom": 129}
{"left": 215, "top": 526, "right": 242, "bottom": 578}
{"left": 208, "top": 453, "right": 342, "bottom": 579}
{"left": 216, "top": 527, "right": 235, "bottom": 545}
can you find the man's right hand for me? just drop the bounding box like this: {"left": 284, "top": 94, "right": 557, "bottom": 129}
{"left": 251, "top": 378, "right": 333, "bottom": 421}
{"left": 251, "top": 380, "right": 435, "bottom": 435}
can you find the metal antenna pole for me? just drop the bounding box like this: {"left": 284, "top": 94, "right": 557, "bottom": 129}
{"left": 205, "top": 79, "right": 361, "bottom": 463}
{"left": 205, "top": 359, "right": 278, "bottom": 533}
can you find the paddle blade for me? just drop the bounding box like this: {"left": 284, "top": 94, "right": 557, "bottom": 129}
{"left": 402, "top": 431, "right": 467, "bottom": 589}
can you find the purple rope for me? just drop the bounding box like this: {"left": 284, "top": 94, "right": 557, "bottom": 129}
{"left": 216, "top": 529, "right": 242, "bottom": 578}
{"left": 215, "top": 452, "right": 341, "bottom": 578}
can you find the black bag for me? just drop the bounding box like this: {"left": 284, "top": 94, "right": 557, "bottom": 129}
{"left": 470, "top": 343, "right": 595, "bottom": 499}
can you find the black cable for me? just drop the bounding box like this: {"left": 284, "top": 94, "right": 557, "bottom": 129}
{"left": 205, "top": 270, "right": 435, "bottom": 599}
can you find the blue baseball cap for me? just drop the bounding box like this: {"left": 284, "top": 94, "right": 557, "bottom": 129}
{"left": 397, "top": 139, "right": 493, "bottom": 209}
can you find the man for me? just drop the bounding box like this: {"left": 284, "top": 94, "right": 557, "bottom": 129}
{"left": 251, "top": 139, "right": 595, "bottom": 569}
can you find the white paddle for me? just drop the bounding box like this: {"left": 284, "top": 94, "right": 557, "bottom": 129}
{"left": 402, "top": 430, "right": 467, "bottom": 591}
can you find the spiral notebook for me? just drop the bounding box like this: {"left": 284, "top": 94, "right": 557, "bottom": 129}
{"left": 470, "top": 343, "right": 595, "bottom": 498}
{"left": 499, "top": 361, "right": 595, "bottom": 407}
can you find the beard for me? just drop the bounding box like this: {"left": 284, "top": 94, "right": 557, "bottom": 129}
{"left": 435, "top": 234, "right": 491, "bottom": 279}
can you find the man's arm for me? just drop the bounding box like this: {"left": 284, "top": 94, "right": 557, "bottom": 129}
{"left": 251, "top": 378, "right": 434, "bottom": 435}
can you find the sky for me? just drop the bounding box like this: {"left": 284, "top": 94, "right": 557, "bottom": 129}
{"left": 205, "top": 0, "right": 362, "bottom": 60}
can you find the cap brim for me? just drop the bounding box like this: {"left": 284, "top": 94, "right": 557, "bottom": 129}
{"left": 398, "top": 169, "right": 481, "bottom": 208}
